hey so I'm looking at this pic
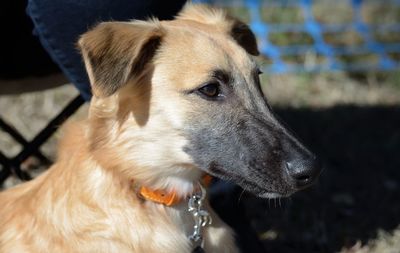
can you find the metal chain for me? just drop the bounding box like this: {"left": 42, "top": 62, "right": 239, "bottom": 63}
{"left": 188, "top": 183, "right": 212, "bottom": 250}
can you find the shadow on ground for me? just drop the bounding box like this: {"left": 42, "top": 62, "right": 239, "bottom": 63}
{"left": 243, "top": 105, "right": 400, "bottom": 253}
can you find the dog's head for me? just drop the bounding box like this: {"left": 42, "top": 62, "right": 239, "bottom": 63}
{"left": 78, "top": 4, "right": 321, "bottom": 198}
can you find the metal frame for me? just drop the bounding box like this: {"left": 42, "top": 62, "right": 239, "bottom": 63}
{"left": 0, "top": 95, "right": 85, "bottom": 185}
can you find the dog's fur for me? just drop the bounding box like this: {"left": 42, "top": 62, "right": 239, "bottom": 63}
{"left": 0, "top": 4, "right": 320, "bottom": 253}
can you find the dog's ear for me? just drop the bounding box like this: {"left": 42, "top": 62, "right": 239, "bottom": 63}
{"left": 177, "top": 4, "right": 259, "bottom": 56}
{"left": 78, "top": 21, "right": 164, "bottom": 97}
{"left": 228, "top": 18, "right": 259, "bottom": 56}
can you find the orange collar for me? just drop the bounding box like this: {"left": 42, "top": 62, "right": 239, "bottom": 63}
{"left": 135, "top": 175, "right": 213, "bottom": 206}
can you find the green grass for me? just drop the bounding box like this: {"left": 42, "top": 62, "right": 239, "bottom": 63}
{"left": 323, "top": 31, "right": 363, "bottom": 47}
{"left": 313, "top": 2, "right": 353, "bottom": 24}
{"left": 269, "top": 32, "right": 314, "bottom": 46}
{"left": 362, "top": 5, "right": 400, "bottom": 24}
{"left": 260, "top": 7, "right": 304, "bottom": 24}
{"left": 226, "top": 7, "right": 251, "bottom": 23}
{"left": 336, "top": 53, "right": 380, "bottom": 66}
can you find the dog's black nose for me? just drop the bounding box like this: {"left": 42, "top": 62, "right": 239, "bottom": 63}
{"left": 285, "top": 156, "right": 322, "bottom": 188}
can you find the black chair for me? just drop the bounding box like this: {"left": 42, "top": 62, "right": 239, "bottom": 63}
{"left": 0, "top": 0, "right": 84, "bottom": 185}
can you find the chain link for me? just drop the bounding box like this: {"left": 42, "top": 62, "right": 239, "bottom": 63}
{"left": 188, "top": 183, "right": 212, "bottom": 247}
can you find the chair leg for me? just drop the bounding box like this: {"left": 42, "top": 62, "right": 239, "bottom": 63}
{"left": 0, "top": 95, "right": 85, "bottom": 185}
{"left": 0, "top": 118, "right": 50, "bottom": 164}
{"left": 0, "top": 151, "right": 11, "bottom": 185}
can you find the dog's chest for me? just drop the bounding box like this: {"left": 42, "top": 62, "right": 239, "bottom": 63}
{"left": 108, "top": 202, "right": 238, "bottom": 253}
{"left": 99, "top": 202, "right": 193, "bottom": 252}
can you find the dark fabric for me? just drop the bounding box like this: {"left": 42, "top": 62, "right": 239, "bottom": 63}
{"left": 0, "top": 0, "right": 60, "bottom": 79}
{"left": 26, "top": 0, "right": 186, "bottom": 100}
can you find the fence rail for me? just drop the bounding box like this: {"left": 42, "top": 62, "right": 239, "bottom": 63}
{"left": 196, "top": 0, "right": 400, "bottom": 73}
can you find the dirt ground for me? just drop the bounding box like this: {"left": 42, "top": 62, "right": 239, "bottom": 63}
{"left": 253, "top": 73, "right": 400, "bottom": 253}
{"left": 1, "top": 71, "right": 399, "bottom": 253}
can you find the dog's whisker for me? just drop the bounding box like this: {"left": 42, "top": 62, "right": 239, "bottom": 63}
{"left": 237, "top": 189, "right": 246, "bottom": 204}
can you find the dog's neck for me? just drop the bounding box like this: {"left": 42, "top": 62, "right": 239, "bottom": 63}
{"left": 34, "top": 122, "right": 216, "bottom": 252}
{"left": 54, "top": 122, "right": 203, "bottom": 203}
{"left": 132, "top": 174, "right": 212, "bottom": 206}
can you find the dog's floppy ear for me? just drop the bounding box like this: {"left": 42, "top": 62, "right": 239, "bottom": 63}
{"left": 78, "top": 21, "right": 163, "bottom": 97}
{"left": 228, "top": 18, "right": 259, "bottom": 56}
{"left": 177, "top": 4, "right": 259, "bottom": 56}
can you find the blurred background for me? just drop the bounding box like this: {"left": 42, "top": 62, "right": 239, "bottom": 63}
{"left": 1, "top": 0, "right": 400, "bottom": 252}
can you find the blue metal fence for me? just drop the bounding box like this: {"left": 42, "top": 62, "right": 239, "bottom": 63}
{"left": 195, "top": 0, "right": 400, "bottom": 73}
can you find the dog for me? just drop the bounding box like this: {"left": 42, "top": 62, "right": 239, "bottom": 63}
{"left": 0, "top": 4, "right": 321, "bottom": 253}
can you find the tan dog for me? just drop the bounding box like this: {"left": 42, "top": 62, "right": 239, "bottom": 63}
{"left": 0, "top": 4, "right": 321, "bottom": 253}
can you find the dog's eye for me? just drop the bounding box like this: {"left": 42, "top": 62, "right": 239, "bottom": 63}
{"left": 198, "top": 83, "right": 221, "bottom": 98}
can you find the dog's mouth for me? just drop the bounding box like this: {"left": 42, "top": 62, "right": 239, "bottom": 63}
{"left": 206, "top": 164, "right": 295, "bottom": 199}
{"left": 243, "top": 184, "right": 288, "bottom": 199}
{"left": 257, "top": 192, "right": 286, "bottom": 199}
{"left": 238, "top": 178, "right": 293, "bottom": 199}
